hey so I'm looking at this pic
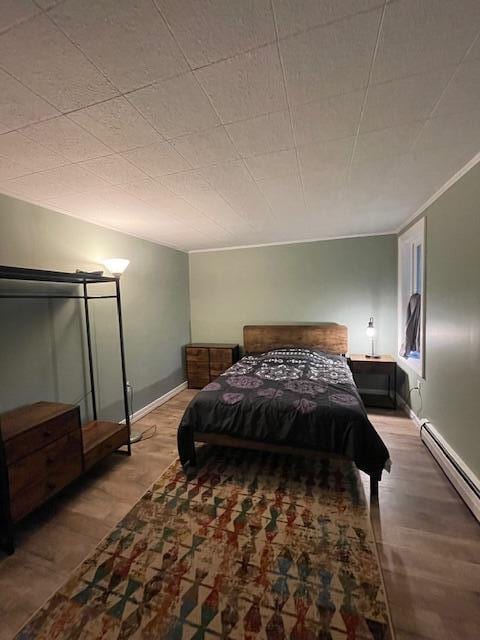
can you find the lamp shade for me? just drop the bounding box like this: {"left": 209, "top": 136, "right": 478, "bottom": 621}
{"left": 103, "top": 258, "right": 129, "bottom": 276}
{"left": 366, "top": 317, "right": 375, "bottom": 337}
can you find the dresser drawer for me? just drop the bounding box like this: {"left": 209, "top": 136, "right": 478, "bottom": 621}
{"left": 210, "top": 364, "right": 232, "bottom": 379}
{"left": 8, "top": 430, "right": 82, "bottom": 498}
{"left": 186, "top": 347, "right": 209, "bottom": 363}
{"left": 188, "top": 373, "right": 211, "bottom": 389}
{"left": 209, "top": 348, "right": 233, "bottom": 364}
{"left": 350, "top": 360, "right": 395, "bottom": 375}
{"left": 10, "top": 448, "right": 83, "bottom": 522}
{"left": 4, "top": 406, "right": 81, "bottom": 465}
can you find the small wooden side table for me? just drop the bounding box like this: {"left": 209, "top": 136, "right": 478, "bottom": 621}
{"left": 185, "top": 343, "right": 240, "bottom": 389}
{"left": 348, "top": 354, "right": 397, "bottom": 409}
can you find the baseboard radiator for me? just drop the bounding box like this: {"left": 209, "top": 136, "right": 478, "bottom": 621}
{"left": 420, "top": 421, "right": 480, "bottom": 522}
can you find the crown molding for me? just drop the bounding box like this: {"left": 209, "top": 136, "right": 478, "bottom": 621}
{"left": 188, "top": 230, "right": 394, "bottom": 254}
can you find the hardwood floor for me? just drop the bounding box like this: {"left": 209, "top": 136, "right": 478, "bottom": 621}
{"left": 0, "top": 389, "right": 479, "bottom": 639}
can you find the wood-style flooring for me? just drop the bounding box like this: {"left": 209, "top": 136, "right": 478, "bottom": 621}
{"left": 0, "top": 390, "right": 479, "bottom": 640}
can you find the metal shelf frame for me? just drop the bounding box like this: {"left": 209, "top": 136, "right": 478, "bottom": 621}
{"left": 0, "top": 265, "right": 132, "bottom": 554}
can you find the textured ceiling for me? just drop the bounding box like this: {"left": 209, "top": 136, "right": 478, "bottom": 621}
{"left": 0, "top": 0, "right": 479, "bottom": 252}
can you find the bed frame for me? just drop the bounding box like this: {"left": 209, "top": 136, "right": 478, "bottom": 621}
{"left": 189, "top": 323, "right": 381, "bottom": 498}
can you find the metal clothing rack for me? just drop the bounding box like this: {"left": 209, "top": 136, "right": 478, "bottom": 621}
{"left": 0, "top": 265, "right": 132, "bottom": 448}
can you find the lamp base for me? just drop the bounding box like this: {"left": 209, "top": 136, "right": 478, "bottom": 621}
{"left": 365, "top": 354, "right": 381, "bottom": 359}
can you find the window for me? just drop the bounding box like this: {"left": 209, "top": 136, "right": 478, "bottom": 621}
{"left": 398, "top": 218, "right": 425, "bottom": 376}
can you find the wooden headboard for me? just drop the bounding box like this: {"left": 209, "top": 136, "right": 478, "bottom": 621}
{"left": 243, "top": 324, "right": 348, "bottom": 355}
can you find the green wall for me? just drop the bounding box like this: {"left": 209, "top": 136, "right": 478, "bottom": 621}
{"left": 398, "top": 162, "right": 480, "bottom": 478}
{"left": 189, "top": 235, "right": 397, "bottom": 355}
{"left": 0, "top": 194, "right": 190, "bottom": 422}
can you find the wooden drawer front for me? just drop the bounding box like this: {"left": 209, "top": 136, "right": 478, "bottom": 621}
{"left": 188, "top": 373, "right": 211, "bottom": 389}
{"left": 84, "top": 425, "right": 129, "bottom": 471}
{"left": 209, "top": 348, "right": 233, "bottom": 364}
{"left": 5, "top": 408, "right": 80, "bottom": 465}
{"left": 351, "top": 361, "right": 394, "bottom": 375}
{"left": 8, "top": 430, "right": 82, "bottom": 498}
{"left": 210, "top": 364, "right": 231, "bottom": 379}
{"left": 186, "top": 347, "right": 209, "bottom": 363}
{"left": 10, "top": 447, "right": 83, "bottom": 523}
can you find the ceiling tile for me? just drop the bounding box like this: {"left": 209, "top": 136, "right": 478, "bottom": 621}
{"left": 244, "top": 148, "right": 298, "bottom": 181}
{"left": 360, "top": 67, "right": 452, "bottom": 132}
{"left": 353, "top": 121, "right": 423, "bottom": 164}
{"left": 20, "top": 116, "right": 112, "bottom": 162}
{"left": 195, "top": 44, "right": 287, "bottom": 122}
{"left": 0, "top": 69, "right": 60, "bottom": 134}
{"left": 170, "top": 126, "right": 239, "bottom": 168}
{"left": 43, "top": 192, "right": 120, "bottom": 222}
{"left": 0, "top": 14, "right": 117, "bottom": 111}
{"left": 0, "top": 132, "right": 68, "bottom": 171}
{"left": 4, "top": 164, "right": 109, "bottom": 200}
{"left": 78, "top": 154, "right": 147, "bottom": 185}
{"left": 96, "top": 183, "right": 165, "bottom": 216}
{"left": 372, "top": 0, "right": 480, "bottom": 84}
{"left": 68, "top": 97, "right": 162, "bottom": 152}
{"left": 158, "top": 170, "right": 212, "bottom": 196}
{"left": 225, "top": 110, "right": 294, "bottom": 157}
{"left": 121, "top": 179, "right": 231, "bottom": 239}
{"left": 200, "top": 160, "right": 273, "bottom": 225}
{"left": 292, "top": 89, "right": 364, "bottom": 146}
{"left": 39, "top": 164, "right": 111, "bottom": 192}
{"left": 179, "top": 188, "right": 252, "bottom": 233}
{"left": 50, "top": 0, "right": 188, "bottom": 93}
{"left": 156, "top": 0, "right": 275, "bottom": 68}
{"left": 0, "top": 156, "right": 34, "bottom": 181}
{"left": 280, "top": 9, "right": 382, "bottom": 106}
{"left": 415, "top": 109, "right": 480, "bottom": 152}
{"left": 34, "top": 0, "right": 63, "bottom": 8}
{"left": 199, "top": 159, "right": 258, "bottom": 193}
{"left": 302, "top": 165, "right": 347, "bottom": 191}
{"left": 298, "top": 137, "right": 354, "bottom": 174}
{"left": 273, "top": 0, "right": 383, "bottom": 38}
{"left": 432, "top": 58, "right": 480, "bottom": 117}
{"left": 466, "top": 34, "right": 480, "bottom": 61}
{"left": 386, "top": 142, "right": 479, "bottom": 203}
{"left": 256, "top": 172, "right": 304, "bottom": 215}
{"left": 0, "top": 0, "right": 39, "bottom": 34}
{"left": 122, "top": 142, "right": 190, "bottom": 177}
{"left": 128, "top": 73, "right": 220, "bottom": 139}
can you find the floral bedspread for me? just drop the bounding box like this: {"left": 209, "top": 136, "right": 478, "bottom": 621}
{"left": 178, "top": 348, "right": 390, "bottom": 476}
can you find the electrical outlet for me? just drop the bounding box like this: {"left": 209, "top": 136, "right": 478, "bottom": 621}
{"left": 417, "top": 379, "right": 424, "bottom": 391}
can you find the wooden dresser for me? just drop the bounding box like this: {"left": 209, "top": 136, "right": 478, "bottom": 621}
{"left": 1, "top": 403, "right": 83, "bottom": 527}
{"left": 0, "top": 401, "right": 129, "bottom": 554}
{"left": 186, "top": 343, "right": 240, "bottom": 388}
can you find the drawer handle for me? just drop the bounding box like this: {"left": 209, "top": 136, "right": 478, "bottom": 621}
{"left": 43, "top": 430, "right": 53, "bottom": 437}
{"left": 46, "top": 481, "right": 56, "bottom": 491}
{"left": 46, "top": 457, "right": 54, "bottom": 465}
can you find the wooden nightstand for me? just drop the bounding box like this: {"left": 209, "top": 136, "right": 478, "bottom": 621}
{"left": 185, "top": 343, "right": 240, "bottom": 389}
{"left": 348, "top": 354, "right": 397, "bottom": 409}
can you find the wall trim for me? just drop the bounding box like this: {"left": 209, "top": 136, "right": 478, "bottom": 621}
{"left": 396, "top": 151, "right": 480, "bottom": 235}
{"left": 397, "top": 394, "right": 480, "bottom": 522}
{"left": 121, "top": 381, "right": 188, "bottom": 424}
{"left": 189, "top": 231, "right": 394, "bottom": 254}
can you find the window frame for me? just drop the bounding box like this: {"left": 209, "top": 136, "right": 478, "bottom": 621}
{"left": 397, "top": 217, "right": 426, "bottom": 378}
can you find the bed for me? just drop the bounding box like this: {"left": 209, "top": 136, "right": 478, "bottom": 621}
{"left": 177, "top": 324, "right": 391, "bottom": 496}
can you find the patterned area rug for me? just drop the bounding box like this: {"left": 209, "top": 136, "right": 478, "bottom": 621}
{"left": 16, "top": 447, "right": 393, "bottom": 639}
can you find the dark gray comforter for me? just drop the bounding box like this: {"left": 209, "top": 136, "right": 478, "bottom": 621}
{"left": 178, "top": 347, "right": 390, "bottom": 477}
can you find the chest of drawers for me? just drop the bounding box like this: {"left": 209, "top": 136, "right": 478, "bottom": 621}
{"left": 185, "top": 343, "right": 240, "bottom": 389}
{"left": 0, "top": 402, "right": 83, "bottom": 548}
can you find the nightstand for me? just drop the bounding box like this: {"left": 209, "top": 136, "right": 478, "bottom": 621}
{"left": 185, "top": 343, "right": 240, "bottom": 389}
{"left": 348, "top": 354, "right": 397, "bottom": 409}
